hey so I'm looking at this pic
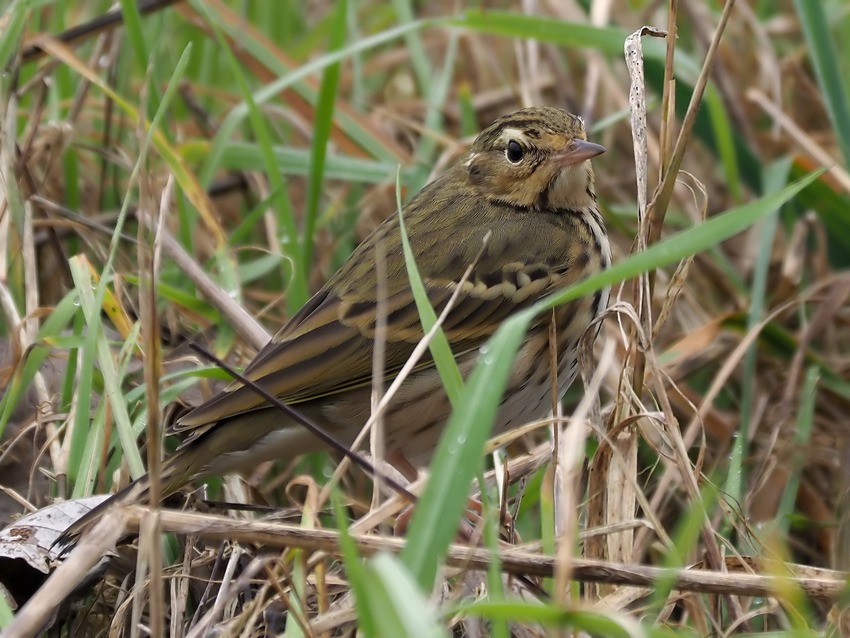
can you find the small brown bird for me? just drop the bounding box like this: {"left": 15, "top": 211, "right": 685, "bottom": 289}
{"left": 60, "top": 106, "right": 610, "bottom": 544}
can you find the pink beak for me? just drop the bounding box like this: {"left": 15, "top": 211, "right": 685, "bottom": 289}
{"left": 557, "top": 139, "right": 606, "bottom": 166}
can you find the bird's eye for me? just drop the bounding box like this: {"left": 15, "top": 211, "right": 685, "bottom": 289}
{"left": 505, "top": 139, "right": 524, "bottom": 163}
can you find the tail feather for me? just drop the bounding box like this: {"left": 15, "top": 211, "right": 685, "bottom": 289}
{"left": 54, "top": 476, "right": 153, "bottom": 555}
{"left": 54, "top": 412, "right": 299, "bottom": 555}
{"left": 54, "top": 452, "right": 199, "bottom": 554}
{"left": 55, "top": 426, "right": 226, "bottom": 554}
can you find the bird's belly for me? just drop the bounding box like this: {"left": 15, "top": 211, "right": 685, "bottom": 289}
{"left": 490, "top": 307, "right": 584, "bottom": 437}
{"left": 325, "top": 369, "right": 455, "bottom": 467}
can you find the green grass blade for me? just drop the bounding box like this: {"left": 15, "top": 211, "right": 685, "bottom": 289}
{"left": 776, "top": 366, "right": 819, "bottom": 535}
{"left": 450, "top": 600, "right": 638, "bottom": 636}
{"left": 0, "top": 0, "right": 28, "bottom": 70}
{"left": 396, "top": 171, "right": 464, "bottom": 405}
{"left": 452, "top": 10, "right": 705, "bottom": 82}
{"left": 793, "top": 0, "right": 850, "bottom": 167}
{"left": 333, "top": 493, "right": 380, "bottom": 637}
{"left": 214, "top": 143, "right": 398, "bottom": 182}
{"left": 392, "top": 0, "right": 431, "bottom": 95}
{"left": 452, "top": 10, "right": 626, "bottom": 53}
{"left": 0, "top": 591, "right": 13, "bottom": 629}
{"left": 68, "top": 258, "right": 144, "bottom": 480}
{"left": 705, "top": 88, "right": 742, "bottom": 202}
{"left": 304, "top": 0, "right": 348, "bottom": 269}
{"left": 0, "top": 291, "right": 80, "bottom": 437}
{"left": 117, "top": 0, "right": 148, "bottom": 71}
{"left": 365, "top": 553, "right": 448, "bottom": 638}
{"left": 400, "top": 312, "right": 527, "bottom": 591}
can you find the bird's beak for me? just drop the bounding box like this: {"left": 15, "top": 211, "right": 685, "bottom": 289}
{"left": 556, "top": 139, "right": 606, "bottom": 166}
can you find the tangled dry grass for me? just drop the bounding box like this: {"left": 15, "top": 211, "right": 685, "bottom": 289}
{"left": 1, "top": 0, "right": 849, "bottom": 636}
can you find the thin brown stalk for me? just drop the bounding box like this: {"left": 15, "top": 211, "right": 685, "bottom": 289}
{"left": 118, "top": 506, "right": 849, "bottom": 601}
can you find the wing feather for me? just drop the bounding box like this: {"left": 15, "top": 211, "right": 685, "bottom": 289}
{"left": 176, "top": 177, "right": 587, "bottom": 436}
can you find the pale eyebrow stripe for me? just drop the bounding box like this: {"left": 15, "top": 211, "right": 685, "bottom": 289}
{"left": 497, "top": 127, "right": 530, "bottom": 145}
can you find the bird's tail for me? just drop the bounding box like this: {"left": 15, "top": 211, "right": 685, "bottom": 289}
{"left": 54, "top": 453, "right": 196, "bottom": 555}
{"left": 53, "top": 478, "right": 149, "bottom": 554}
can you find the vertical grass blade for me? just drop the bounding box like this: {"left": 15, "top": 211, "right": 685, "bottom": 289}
{"left": 396, "top": 172, "right": 464, "bottom": 404}
{"left": 304, "top": 0, "right": 348, "bottom": 269}
{"left": 793, "top": 0, "right": 850, "bottom": 167}
{"left": 0, "top": 0, "right": 28, "bottom": 70}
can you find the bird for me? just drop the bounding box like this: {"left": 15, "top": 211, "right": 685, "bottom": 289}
{"left": 58, "top": 106, "right": 611, "bottom": 547}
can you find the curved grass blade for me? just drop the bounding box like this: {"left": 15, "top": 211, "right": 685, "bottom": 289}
{"left": 396, "top": 171, "right": 463, "bottom": 404}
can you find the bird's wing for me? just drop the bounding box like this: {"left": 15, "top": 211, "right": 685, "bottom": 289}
{"left": 174, "top": 187, "right": 579, "bottom": 436}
